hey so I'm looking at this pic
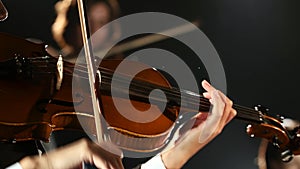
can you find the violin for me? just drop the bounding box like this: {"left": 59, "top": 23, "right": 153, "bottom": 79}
{"left": 0, "top": 32, "right": 300, "bottom": 161}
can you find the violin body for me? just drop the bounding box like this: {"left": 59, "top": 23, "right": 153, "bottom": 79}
{"left": 98, "top": 60, "right": 178, "bottom": 151}
{"left": 0, "top": 32, "right": 178, "bottom": 151}
{"left": 0, "top": 32, "right": 93, "bottom": 142}
{"left": 47, "top": 59, "right": 179, "bottom": 151}
{"left": 0, "top": 32, "right": 57, "bottom": 142}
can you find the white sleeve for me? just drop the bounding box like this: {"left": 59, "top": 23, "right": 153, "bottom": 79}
{"left": 5, "top": 163, "right": 23, "bottom": 169}
{"left": 141, "top": 154, "right": 166, "bottom": 169}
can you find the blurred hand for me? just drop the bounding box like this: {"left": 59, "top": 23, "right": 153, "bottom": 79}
{"left": 20, "top": 138, "right": 124, "bottom": 169}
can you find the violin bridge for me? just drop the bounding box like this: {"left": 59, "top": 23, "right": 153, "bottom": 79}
{"left": 56, "top": 54, "right": 63, "bottom": 90}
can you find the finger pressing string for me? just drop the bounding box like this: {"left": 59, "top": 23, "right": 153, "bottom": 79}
{"left": 203, "top": 92, "right": 211, "bottom": 99}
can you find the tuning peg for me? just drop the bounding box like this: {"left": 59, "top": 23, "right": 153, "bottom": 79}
{"left": 281, "top": 149, "right": 294, "bottom": 162}
{"left": 276, "top": 114, "right": 285, "bottom": 123}
{"left": 254, "top": 105, "right": 269, "bottom": 114}
{"left": 272, "top": 136, "right": 281, "bottom": 149}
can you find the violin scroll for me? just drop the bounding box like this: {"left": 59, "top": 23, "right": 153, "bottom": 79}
{"left": 245, "top": 105, "right": 300, "bottom": 162}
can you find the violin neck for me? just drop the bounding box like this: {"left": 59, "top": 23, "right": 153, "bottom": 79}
{"left": 232, "top": 105, "right": 263, "bottom": 124}
{"left": 171, "top": 90, "right": 263, "bottom": 124}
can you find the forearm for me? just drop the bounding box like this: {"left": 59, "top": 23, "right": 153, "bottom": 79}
{"left": 161, "top": 143, "right": 202, "bottom": 169}
{"left": 160, "top": 124, "right": 213, "bottom": 169}
{"left": 161, "top": 148, "right": 187, "bottom": 169}
{"left": 19, "top": 139, "right": 87, "bottom": 169}
{"left": 19, "top": 139, "right": 123, "bottom": 169}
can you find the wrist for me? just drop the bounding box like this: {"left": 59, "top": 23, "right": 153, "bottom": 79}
{"left": 161, "top": 147, "right": 188, "bottom": 169}
{"left": 161, "top": 139, "right": 206, "bottom": 169}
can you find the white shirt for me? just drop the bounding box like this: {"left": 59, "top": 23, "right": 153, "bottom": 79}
{"left": 141, "top": 154, "right": 166, "bottom": 169}
{"left": 5, "top": 154, "right": 166, "bottom": 169}
{"left": 5, "top": 163, "right": 22, "bottom": 169}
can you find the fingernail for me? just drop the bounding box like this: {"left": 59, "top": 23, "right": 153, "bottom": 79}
{"left": 202, "top": 80, "right": 210, "bottom": 87}
{"left": 203, "top": 92, "right": 209, "bottom": 97}
{"left": 233, "top": 109, "right": 237, "bottom": 116}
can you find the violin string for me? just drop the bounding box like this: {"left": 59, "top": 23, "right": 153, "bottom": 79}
{"left": 233, "top": 105, "right": 261, "bottom": 121}
{"left": 30, "top": 63, "right": 231, "bottom": 115}
{"left": 73, "top": 68, "right": 208, "bottom": 111}
{"left": 32, "top": 62, "right": 252, "bottom": 113}
{"left": 29, "top": 60, "right": 189, "bottom": 109}
{"left": 108, "top": 73, "right": 259, "bottom": 120}
{"left": 29, "top": 59, "right": 261, "bottom": 121}
{"left": 99, "top": 71, "right": 207, "bottom": 106}
{"left": 72, "top": 67, "right": 208, "bottom": 114}
{"left": 39, "top": 65, "right": 259, "bottom": 120}
{"left": 99, "top": 70, "right": 261, "bottom": 120}
{"left": 27, "top": 58, "right": 259, "bottom": 114}
{"left": 25, "top": 60, "right": 250, "bottom": 114}
{"left": 33, "top": 63, "right": 256, "bottom": 118}
{"left": 91, "top": 74, "right": 204, "bottom": 113}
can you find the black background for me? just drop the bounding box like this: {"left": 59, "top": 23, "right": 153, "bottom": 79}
{"left": 1, "top": 0, "right": 300, "bottom": 168}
